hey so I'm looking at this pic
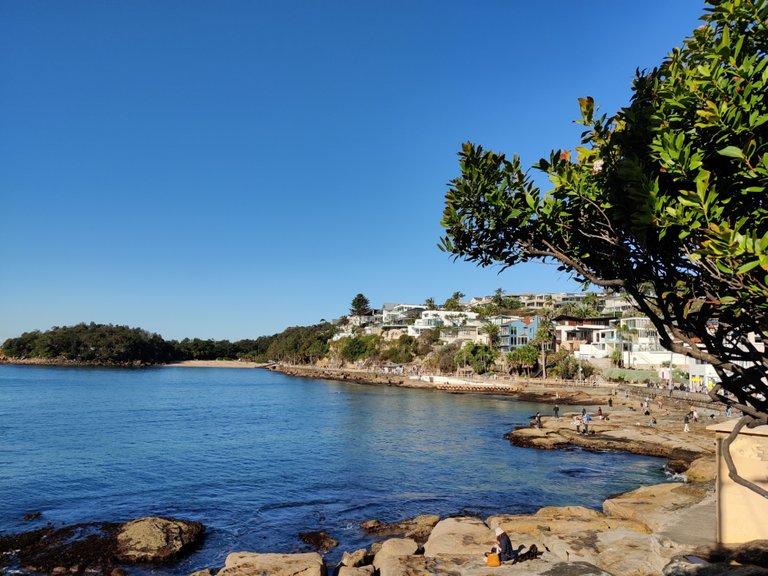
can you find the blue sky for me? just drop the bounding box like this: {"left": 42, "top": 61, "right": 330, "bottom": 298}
{"left": 0, "top": 0, "right": 704, "bottom": 342}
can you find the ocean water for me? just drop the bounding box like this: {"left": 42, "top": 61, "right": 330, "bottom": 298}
{"left": 0, "top": 365, "right": 666, "bottom": 573}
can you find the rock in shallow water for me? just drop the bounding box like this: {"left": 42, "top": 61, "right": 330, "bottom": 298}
{"left": 115, "top": 517, "right": 204, "bottom": 562}
{"left": 360, "top": 514, "right": 439, "bottom": 543}
{"left": 0, "top": 516, "right": 203, "bottom": 575}
{"left": 298, "top": 530, "right": 338, "bottom": 552}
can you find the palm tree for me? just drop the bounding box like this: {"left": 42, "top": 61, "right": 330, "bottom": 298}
{"left": 615, "top": 322, "right": 638, "bottom": 368}
{"left": 481, "top": 322, "right": 500, "bottom": 350}
{"left": 532, "top": 310, "right": 554, "bottom": 379}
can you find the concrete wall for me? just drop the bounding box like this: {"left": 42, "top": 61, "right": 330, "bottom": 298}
{"left": 708, "top": 421, "right": 768, "bottom": 544}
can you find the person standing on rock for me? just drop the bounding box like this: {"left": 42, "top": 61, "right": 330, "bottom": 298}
{"left": 553, "top": 404, "right": 560, "bottom": 419}
{"left": 535, "top": 412, "right": 542, "bottom": 429}
{"left": 684, "top": 413, "right": 690, "bottom": 433}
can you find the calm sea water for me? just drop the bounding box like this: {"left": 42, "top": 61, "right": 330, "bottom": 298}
{"left": 0, "top": 365, "right": 666, "bottom": 573}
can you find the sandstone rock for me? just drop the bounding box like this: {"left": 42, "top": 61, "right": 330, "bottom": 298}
{"left": 188, "top": 570, "right": 215, "bottom": 576}
{"left": 684, "top": 456, "right": 717, "bottom": 482}
{"left": 218, "top": 552, "right": 325, "bottom": 576}
{"left": 377, "top": 553, "right": 611, "bottom": 576}
{"left": 299, "top": 530, "right": 338, "bottom": 552}
{"left": 488, "top": 505, "right": 661, "bottom": 573}
{"left": 371, "top": 538, "right": 419, "bottom": 570}
{"left": 115, "top": 517, "right": 203, "bottom": 562}
{"left": 534, "top": 506, "right": 604, "bottom": 520}
{"left": 595, "top": 527, "right": 664, "bottom": 575}
{"left": 340, "top": 548, "right": 368, "bottom": 568}
{"left": 368, "top": 541, "right": 383, "bottom": 556}
{"left": 603, "top": 482, "right": 710, "bottom": 532}
{"left": 338, "top": 566, "right": 374, "bottom": 576}
{"left": 423, "top": 517, "right": 494, "bottom": 557}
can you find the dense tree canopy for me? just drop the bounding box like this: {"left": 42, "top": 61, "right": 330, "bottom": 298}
{"left": 442, "top": 0, "right": 768, "bottom": 495}
{"left": 1, "top": 323, "right": 178, "bottom": 364}
{"left": 1, "top": 322, "right": 336, "bottom": 365}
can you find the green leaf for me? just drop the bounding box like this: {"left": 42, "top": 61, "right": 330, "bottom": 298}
{"left": 717, "top": 145, "right": 744, "bottom": 158}
{"left": 736, "top": 259, "right": 761, "bottom": 274}
{"left": 716, "top": 260, "right": 733, "bottom": 274}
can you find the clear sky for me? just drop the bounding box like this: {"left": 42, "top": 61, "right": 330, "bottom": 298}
{"left": 0, "top": 0, "right": 704, "bottom": 342}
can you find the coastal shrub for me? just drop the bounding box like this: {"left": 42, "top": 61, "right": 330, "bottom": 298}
{"left": 428, "top": 343, "right": 460, "bottom": 373}
{"left": 454, "top": 342, "right": 497, "bottom": 374}
{"left": 547, "top": 350, "right": 596, "bottom": 380}
{"left": 380, "top": 335, "right": 416, "bottom": 364}
{"left": 604, "top": 368, "right": 658, "bottom": 383}
{"left": 337, "top": 335, "right": 380, "bottom": 362}
{"left": 506, "top": 344, "right": 538, "bottom": 376}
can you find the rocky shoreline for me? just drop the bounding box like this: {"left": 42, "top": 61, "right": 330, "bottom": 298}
{"left": 4, "top": 362, "right": 763, "bottom": 575}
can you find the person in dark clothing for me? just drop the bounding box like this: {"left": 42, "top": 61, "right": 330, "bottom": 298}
{"left": 553, "top": 404, "right": 560, "bottom": 419}
{"left": 492, "top": 527, "right": 515, "bottom": 561}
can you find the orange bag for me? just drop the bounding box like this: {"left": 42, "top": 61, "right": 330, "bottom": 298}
{"left": 486, "top": 552, "right": 501, "bottom": 567}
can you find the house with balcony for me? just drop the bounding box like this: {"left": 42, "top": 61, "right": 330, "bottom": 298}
{"left": 552, "top": 315, "right": 611, "bottom": 353}
{"left": 581, "top": 316, "right": 689, "bottom": 368}
{"left": 381, "top": 303, "right": 426, "bottom": 328}
{"left": 497, "top": 316, "right": 543, "bottom": 353}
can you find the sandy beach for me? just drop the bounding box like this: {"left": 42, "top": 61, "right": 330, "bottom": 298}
{"left": 164, "top": 359, "right": 269, "bottom": 369}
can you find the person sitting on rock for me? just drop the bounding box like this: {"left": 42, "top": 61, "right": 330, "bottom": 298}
{"left": 487, "top": 527, "right": 514, "bottom": 561}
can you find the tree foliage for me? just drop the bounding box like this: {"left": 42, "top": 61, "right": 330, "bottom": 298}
{"left": 454, "top": 342, "right": 497, "bottom": 374}
{"left": 506, "top": 344, "right": 538, "bottom": 376}
{"left": 1, "top": 322, "right": 337, "bottom": 365}
{"left": 442, "top": 0, "right": 768, "bottom": 430}
{"left": 335, "top": 334, "right": 380, "bottom": 362}
{"left": 350, "top": 293, "right": 372, "bottom": 316}
{"left": 442, "top": 291, "right": 465, "bottom": 311}
{"left": 1, "top": 323, "right": 178, "bottom": 364}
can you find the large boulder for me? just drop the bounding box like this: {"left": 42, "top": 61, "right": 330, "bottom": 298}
{"left": 340, "top": 548, "right": 369, "bottom": 568}
{"left": 371, "top": 538, "right": 419, "bottom": 570}
{"left": 423, "top": 517, "right": 494, "bottom": 557}
{"left": 684, "top": 457, "right": 717, "bottom": 483}
{"left": 116, "top": 517, "right": 204, "bottom": 562}
{"left": 217, "top": 552, "right": 325, "bottom": 576}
